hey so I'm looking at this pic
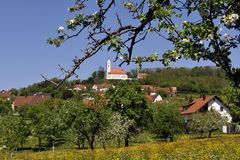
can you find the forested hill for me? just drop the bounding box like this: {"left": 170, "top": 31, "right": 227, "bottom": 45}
{"left": 140, "top": 66, "right": 228, "bottom": 94}
{"left": 12, "top": 66, "right": 229, "bottom": 96}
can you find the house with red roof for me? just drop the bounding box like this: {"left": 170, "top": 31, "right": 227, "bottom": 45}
{"left": 12, "top": 93, "right": 51, "bottom": 110}
{"left": 0, "top": 90, "right": 11, "bottom": 99}
{"left": 92, "top": 83, "right": 112, "bottom": 92}
{"left": 106, "top": 59, "right": 129, "bottom": 80}
{"left": 141, "top": 85, "right": 177, "bottom": 97}
{"left": 180, "top": 96, "right": 232, "bottom": 133}
{"left": 137, "top": 72, "right": 148, "bottom": 79}
{"left": 145, "top": 94, "right": 163, "bottom": 103}
{"left": 73, "top": 84, "right": 87, "bottom": 91}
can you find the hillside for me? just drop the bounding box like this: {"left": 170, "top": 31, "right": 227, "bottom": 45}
{"left": 140, "top": 66, "right": 228, "bottom": 94}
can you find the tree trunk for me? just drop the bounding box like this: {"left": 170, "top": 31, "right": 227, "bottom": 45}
{"left": 21, "top": 143, "right": 23, "bottom": 150}
{"left": 87, "top": 138, "right": 95, "bottom": 150}
{"left": 117, "top": 137, "right": 121, "bottom": 148}
{"left": 77, "top": 140, "right": 81, "bottom": 150}
{"left": 102, "top": 142, "right": 106, "bottom": 150}
{"left": 82, "top": 139, "right": 85, "bottom": 149}
{"left": 89, "top": 141, "right": 94, "bottom": 150}
{"left": 208, "top": 131, "right": 212, "bottom": 138}
{"left": 38, "top": 137, "right": 42, "bottom": 150}
{"left": 124, "top": 135, "right": 129, "bottom": 147}
{"left": 200, "top": 131, "right": 203, "bottom": 138}
{"left": 52, "top": 141, "right": 55, "bottom": 152}
{"left": 10, "top": 149, "right": 13, "bottom": 160}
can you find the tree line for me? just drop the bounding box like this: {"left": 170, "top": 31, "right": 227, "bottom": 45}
{"left": 140, "top": 66, "right": 228, "bottom": 94}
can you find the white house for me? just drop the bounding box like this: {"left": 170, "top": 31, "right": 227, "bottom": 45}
{"left": 145, "top": 94, "right": 163, "bottom": 103}
{"left": 180, "top": 96, "right": 232, "bottom": 133}
{"left": 92, "top": 83, "right": 112, "bottom": 92}
{"left": 106, "top": 59, "right": 128, "bottom": 80}
{"left": 73, "top": 84, "right": 87, "bottom": 91}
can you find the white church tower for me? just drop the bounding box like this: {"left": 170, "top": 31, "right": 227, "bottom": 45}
{"left": 106, "top": 59, "right": 128, "bottom": 80}
{"left": 106, "top": 59, "right": 111, "bottom": 79}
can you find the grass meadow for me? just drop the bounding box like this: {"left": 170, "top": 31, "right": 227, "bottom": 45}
{"left": 1, "top": 134, "right": 240, "bottom": 160}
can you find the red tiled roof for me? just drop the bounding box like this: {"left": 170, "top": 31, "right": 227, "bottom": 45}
{"left": 137, "top": 72, "right": 148, "bottom": 78}
{"left": 145, "top": 95, "right": 154, "bottom": 102}
{"left": 0, "top": 90, "right": 11, "bottom": 98}
{"left": 152, "top": 87, "right": 171, "bottom": 93}
{"left": 142, "top": 85, "right": 154, "bottom": 90}
{"left": 181, "top": 96, "right": 218, "bottom": 115}
{"left": 14, "top": 95, "right": 51, "bottom": 107}
{"left": 145, "top": 94, "right": 158, "bottom": 102}
{"left": 142, "top": 86, "right": 172, "bottom": 93}
{"left": 94, "top": 83, "right": 111, "bottom": 89}
{"left": 170, "top": 87, "right": 177, "bottom": 92}
{"left": 108, "top": 68, "right": 127, "bottom": 74}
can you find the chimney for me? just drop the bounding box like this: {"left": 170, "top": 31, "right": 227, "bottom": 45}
{"left": 203, "top": 94, "right": 206, "bottom": 100}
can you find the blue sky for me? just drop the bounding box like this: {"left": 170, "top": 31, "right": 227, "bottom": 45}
{"left": 0, "top": 1, "right": 239, "bottom": 90}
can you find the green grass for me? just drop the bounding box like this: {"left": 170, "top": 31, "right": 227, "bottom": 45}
{"left": 1, "top": 134, "right": 240, "bottom": 160}
{"left": 1, "top": 133, "right": 240, "bottom": 160}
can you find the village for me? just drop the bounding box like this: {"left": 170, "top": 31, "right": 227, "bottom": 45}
{"left": 1, "top": 59, "right": 240, "bottom": 159}
{"left": 0, "top": 59, "right": 238, "bottom": 136}
{"left": 1, "top": 0, "right": 240, "bottom": 159}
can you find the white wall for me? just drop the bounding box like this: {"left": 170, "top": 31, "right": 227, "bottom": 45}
{"left": 154, "top": 95, "right": 163, "bottom": 102}
{"left": 208, "top": 99, "right": 232, "bottom": 123}
{"left": 107, "top": 74, "right": 128, "bottom": 80}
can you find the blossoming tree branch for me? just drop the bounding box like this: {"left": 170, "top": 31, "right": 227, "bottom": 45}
{"left": 47, "top": 0, "right": 240, "bottom": 87}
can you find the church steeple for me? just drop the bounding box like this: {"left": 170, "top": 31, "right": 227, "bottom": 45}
{"left": 106, "top": 59, "right": 111, "bottom": 79}
{"left": 106, "top": 59, "right": 111, "bottom": 73}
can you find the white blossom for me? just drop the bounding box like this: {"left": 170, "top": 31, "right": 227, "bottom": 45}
{"left": 182, "top": 38, "right": 190, "bottom": 43}
{"left": 57, "top": 26, "right": 64, "bottom": 33}
{"left": 119, "top": 56, "right": 124, "bottom": 61}
{"left": 208, "top": 34, "right": 214, "bottom": 40}
{"left": 199, "top": 40, "right": 204, "bottom": 45}
{"left": 124, "top": 2, "right": 133, "bottom": 9}
{"left": 69, "top": 19, "right": 75, "bottom": 25}
{"left": 231, "top": 13, "right": 239, "bottom": 21}
{"left": 92, "top": 11, "right": 98, "bottom": 16}
{"left": 174, "top": 56, "right": 180, "bottom": 60}
{"left": 221, "top": 13, "right": 239, "bottom": 26}
{"left": 223, "top": 33, "right": 230, "bottom": 39}
{"left": 96, "top": 0, "right": 102, "bottom": 5}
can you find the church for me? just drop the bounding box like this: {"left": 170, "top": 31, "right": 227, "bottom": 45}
{"left": 106, "top": 59, "right": 129, "bottom": 80}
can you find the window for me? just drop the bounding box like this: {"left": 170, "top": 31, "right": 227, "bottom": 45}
{"left": 220, "top": 106, "right": 224, "bottom": 112}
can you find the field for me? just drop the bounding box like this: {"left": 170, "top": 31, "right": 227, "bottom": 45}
{"left": 1, "top": 134, "right": 240, "bottom": 160}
